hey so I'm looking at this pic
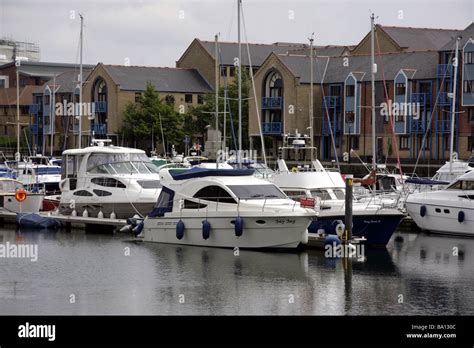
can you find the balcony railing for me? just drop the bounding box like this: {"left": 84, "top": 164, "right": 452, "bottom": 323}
{"left": 29, "top": 124, "right": 38, "bottom": 135}
{"left": 323, "top": 96, "right": 341, "bottom": 109}
{"left": 411, "top": 119, "right": 426, "bottom": 133}
{"left": 438, "top": 92, "right": 452, "bottom": 106}
{"left": 261, "top": 122, "right": 282, "bottom": 134}
{"left": 262, "top": 97, "right": 282, "bottom": 110}
{"left": 437, "top": 119, "right": 451, "bottom": 133}
{"left": 411, "top": 92, "right": 431, "bottom": 105}
{"left": 94, "top": 101, "right": 107, "bottom": 113}
{"left": 322, "top": 119, "right": 341, "bottom": 135}
{"left": 91, "top": 123, "right": 107, "bottom": 135}
{"left": 29, "top": 104, "right": 42, "bottom": 115}
{"left": 437, "top": 64, "right": 453, "bottom": 78}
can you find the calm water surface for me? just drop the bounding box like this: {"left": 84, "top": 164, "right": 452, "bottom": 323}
{"left": 0, "top": 227, "right": 473, "bottom": 315}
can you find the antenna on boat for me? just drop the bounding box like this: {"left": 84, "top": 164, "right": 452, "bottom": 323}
{"left": 309, "top": 33, "right": 314, "bottom": 161}
{"left": 215, "top": 33, "right": 220, "bottom": 169}
{"left": 448, "top": 36, "right": 461, "bottom": 176}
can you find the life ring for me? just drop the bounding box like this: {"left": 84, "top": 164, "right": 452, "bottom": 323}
{"left": 15, "top": 189, "right": 27, "bottom": 202}
{"left": 292, "top": 167, "right": 298, "bottom": 173}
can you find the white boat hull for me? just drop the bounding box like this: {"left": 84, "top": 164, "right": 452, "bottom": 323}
{"left": 406, "top": 201, "right": 474, "bottom": 236}
{"left": 1, "top": 193, "right": 44, "bottom": 213}
{"left": 143, "top": 213, "right": 311, "bottom": 249}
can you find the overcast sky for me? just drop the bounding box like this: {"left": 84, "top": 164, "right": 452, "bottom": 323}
{"left": 1, "top": 0, "right": 473, "bottom": 67}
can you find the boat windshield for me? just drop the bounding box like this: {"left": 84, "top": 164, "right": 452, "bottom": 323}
{"left": 446, "top": 180, "right": 474, "bottom": 190}
{"left": 87, "top": 153, "right": 159, "bottom": 175}
{"left": 0, "top": 180, "right": 23, "bottom": 193}
{"left": 227, "top": 184, "right": 287, "bottom": 200}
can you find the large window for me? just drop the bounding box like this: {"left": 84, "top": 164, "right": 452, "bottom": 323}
{"left": 227, "top": 184, "right": 286, "bottom": 200}
{"left": 447, "top": 180, "right": 474, "bottom": 190}
{"left": 193, "top": 185, "right": 236, "bottom": 203}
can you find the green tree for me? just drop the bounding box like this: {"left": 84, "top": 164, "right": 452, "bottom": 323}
{"left": 184, "top": 68, "right": 251, "bottom": 150}
{"left": 122, "top": 83, "right": 184, "bottom": 152}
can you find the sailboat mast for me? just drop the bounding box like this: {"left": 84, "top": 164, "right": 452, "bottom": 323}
{"left": 237, "top": 0, "right": 242, "bottom": 166}
{"left": 51, "top": 74, "right": 56, "bottom": 157}
{"left": 370, "top": 13, "right": 376, "bottom": 173}
{"left": 15, "top": 60, "right": 20, "bottom": 161}
{"left": 309, "top": 34, "right": 314, "bottom": 161}
{"left": 215, "top": 33, "right": 219, "bottom": 168}
{"left": 78, "top": 14, "right": 84, "bottom": 149}
{"left": 449, "top": 37, "right": 461, "bottom": 175}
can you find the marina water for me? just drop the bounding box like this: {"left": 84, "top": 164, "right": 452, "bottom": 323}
{"left": 0, "top": 226, "right": 473, "bottom": 315}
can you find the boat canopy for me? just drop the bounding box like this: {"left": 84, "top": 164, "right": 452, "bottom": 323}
{"left": 170, "top": 167, "right": 255, "bottom": 181}
{"left": 405, "top": 177, "right": 450, "bottom": 186}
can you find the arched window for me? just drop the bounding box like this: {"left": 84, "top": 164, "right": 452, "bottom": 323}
{"left": 264, "top": 70, "right": 283, "bottom": 97}
{"left": 92, "top": 77, "right": 107, "bottom": 102}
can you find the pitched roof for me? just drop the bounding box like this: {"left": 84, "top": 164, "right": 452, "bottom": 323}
{"left": 440, "top": 22, "right": 474, "bottom": 51}
{"left": 37, "top": 69, "right": 93, "bottom": 94}
{"left": 102, "top": 65, "right": 213, "bottom": 93}
{"left": 379, "top": 25, "right": 462, "bottom": 51}
{"left": 0, "top": 86, "right": 36, "bottom": 106}
{"left": 275, "top": 50, "right": 439, "bottom": 84}
{"left": 286, "top": 45, "right": 353, "bottom": 57}
{"left": 0, "top": 61, "right": 95, "bottom": 80}
{"left": 198, "top": 39, "right": 308, "bottom": 66}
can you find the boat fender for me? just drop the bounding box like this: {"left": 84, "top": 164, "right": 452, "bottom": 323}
{"left": 176, "top": 219, "right": 185, "bottom": 240}
{"left": 202, "top": 220, "right": 211, "bottom": 240}
{"left": 420, "top": 205, "right": 427, "bottom": 217}
{"left": 235, "top": 216, "right": 244, "bottom": 237}
{"left": 458, "top": 211, "right": 465, "bottom": 223}
{"left": 133, "top": 221, "right": 144, "bottom": 236}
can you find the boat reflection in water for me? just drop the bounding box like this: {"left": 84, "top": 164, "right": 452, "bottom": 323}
{"left": 0, "top": 228, "right": 473, "bottom": 315}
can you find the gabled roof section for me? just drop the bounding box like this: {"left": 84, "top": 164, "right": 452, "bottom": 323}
{"left": 102, "top": 65, "right": 213, "bottom": 94}
{"left": 273, "top": 50, "right": 438, "bottom": 84}
{"left": 198, "top": 39, "right": 307, "bottom": 66}
{"left": 441, "top": 22, "right": 474, "bottom": 51}
{"left": 380, "top": 25, "right": 462, "bottom": 51}
{"left": 37, "top": 69, "right": 93, "bottom": 94}
{"left": 0, "top": 61, "right": 95, "bottom": 79}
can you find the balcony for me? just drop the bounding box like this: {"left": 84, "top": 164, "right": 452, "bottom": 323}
{"left": 91, "top": 123, "right": 107, "bottom": 135}
{"left": 262, "top": 97, "right": 282, "bottom": 110}
{"left": 323, "top": 96, "right": 341, "bottom": 109}
{"left": 438, "top": 92, "right": 452, "bottom": 106}
{"left": 411, "top": 119, "right": 426, "bottom": 134}
{"left": 261, "top": 122, "right": 282, "bottom": 134}
{"left": 437, "top": 119, "right": 451, "bottom": 133}
{"left": 411, "top": 93, "right": 431, "bottom": 105}
{"left": 29, "top": 104, "right": 42, "bottom": 115}
{"left": 29, "top": 124, "right": 38, "bottom": 135}
{"left": 322, "top": 119, "right": 341, "bottom": 135}
{"left": 94, "top": 101, "right": 107, "bottom": 113}
{"left": 437, "top": 64, "right": 453, "bottom": 78}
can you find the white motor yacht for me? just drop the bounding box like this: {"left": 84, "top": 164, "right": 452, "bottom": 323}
{"left": 141, "top": 167, "right": 314, "bottom": 249}
{"left": 58, "top": 140, "right": 162, "bottom": 219}
{"left": 270, "top": 159, "right": 404, "bottom": 246}
{"left": 406, "top": 171, "right": 474, "bottom": 236}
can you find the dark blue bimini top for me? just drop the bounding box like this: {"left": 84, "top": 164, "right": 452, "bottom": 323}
{"left": 170, "top": 167, "right": 255, "bottom": 181}
{"left": 405, "top": 178, "right": 450, "bottom": 185}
